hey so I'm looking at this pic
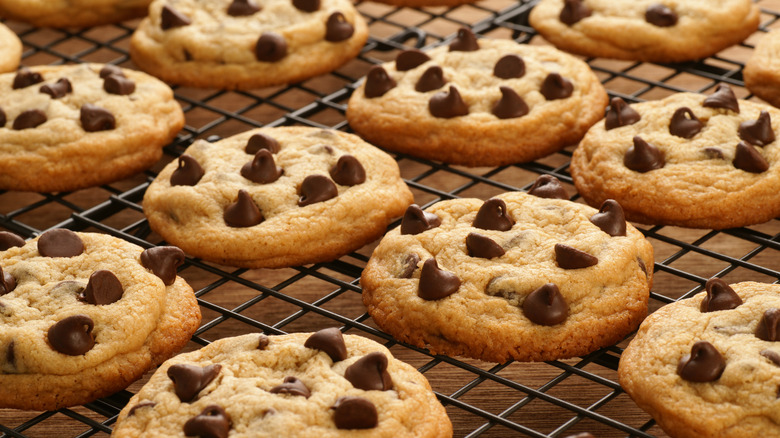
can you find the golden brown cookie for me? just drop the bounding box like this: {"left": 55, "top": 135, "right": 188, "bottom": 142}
{"left": 745, "top": 29, "right": 780, "bottom": 108}
{"left": 0, "top": 23, "right": 21, "bottom": 73}
{"left": 0, "top": 0, "right": 152, "bottom": 27}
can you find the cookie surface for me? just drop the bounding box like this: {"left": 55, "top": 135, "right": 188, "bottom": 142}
{"left": 528, "top": 0, "right": 760, "bottom": 63}
{"left": 143, "top": 126, "right": 413, "bottom": 269}
{"left": 130, "top": 0, "right": 368, "bottom": 90}
{"left": 0, "top": 230, "right": 201, "bottom": 410}
{"left": 361, "top": 185, "right": 654, "bottom": 363}
{"left": 744, "top": 29, "right": 780, "bottom": 108}
{"left": 0, "top": 22, "right": 21, "bottom": 73}
{"left": 0, "top": 63, "right": 184, "bottom": 193}
{"left": 619, "top": 280, "right": 780, "bottom": 438}
{"left": 111, "top": 330, "right": 453, "bottom": 437}
{"left": 346, "top": 31, "right": 608, "bottom": 167}
{"left": 570, "top": 87, "right": 780, "bottom": 229}
{"left": 0, "top": 0, "right": 151, "bottom": 27}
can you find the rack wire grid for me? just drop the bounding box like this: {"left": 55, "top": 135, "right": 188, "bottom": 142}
{"left": 3, "top": 0, "right": 780, "bottom": 437}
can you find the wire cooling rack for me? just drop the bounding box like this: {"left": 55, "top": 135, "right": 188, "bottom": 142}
{"left": 3, "top": 0, "right": 780, "bottom": 436}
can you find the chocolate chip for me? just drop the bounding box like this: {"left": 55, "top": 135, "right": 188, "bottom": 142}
{"left": 38, "top": 229, "right": 84, "bottom": 257}
{"left": 449, "top": 28, "right": 479, "bottom": 52}
{"left": 293, "top": 0, "right": 320, "bottom": 12}
{"left": 183, "top": 405, "right": 231, "bottom": 438}
{"left": 332, "top": 396, "right": 378, "bottom": 430}
{"left": 241, "top": 150, "right": 283, "bottom": 184}
{"left": 39, "top": 78, "right": 72, "bottom": 99}
{"left": 604, "top": 97, "right": 641, "bottom": 130}
{"left": 527, "top": 174, "right": 568, "bottom": 200}
{"left": 330, "top": 155, "right": 365, "bottom": 186}
{"left": 540, "top": 73, "right": 574, "bottom": 100}
{"left": 624, "top": 136, "right": 665, "bottom": 172}
{"left": 473, "top": 198, "right": 514, "bottom": 231}
{"left": 298, "top": 175, "right": 338, "bottom": 206}
{"left": 227, "top": 0, "right": 260, "bottom": 16}
{"left": 492, "top": 86, "right": 529, "bottom": 119}
{"left": 12, "top": 67, "right": 43, "bottom": 89}
{"left": 415, "top": 66, "right": 447, "bottom": 93}
{"left": 140, "top": 246, "right": 185, "bottom": 286}
{"left": 699, "top": 278, "right": 742, "bottom": 312}
{"left": 760, "top": 350, "right": 780, "bottom": 366}
{"left": 589, "top": 199, "right": 627, "bottom": 237}
{"left": 0, "top": 231, "right": 25, "bottom": 250}
{"left": 739, "top": 110, "right": 775, "bottom": 146}
{"left": 418, "top": 258, "right": 460, "bottom": 301}
{"left": 305, "top": 328, "right": 347, "bottom": 362}
{"left": 703, "top": 147, "right": 724, "bottom": 160}
{"left": 364, "top": 66, "right": 396, "bottom": 98}
{"left": 161, "top": 5, "right": 191, "bottom": 30}
{"left": 399, "top": 253, "right": 420, "bottom": 278}
{"left": 555, "top": 243, "right": 598, "bottom": 269}
{"left": 559, "top": 0, "right": 591, "bottom": 25}
{"left": 466, "top": 232, "right": 505, "bottom": 259}
{"left": 429, "top": 85, "right": 469, "bottom": 118}
{"left": 638, "top": 257, "right": 649, "bottom": 278}
{"left": 270, "top": 376, "right": 311, "bottom": 398}
{"left": 400, "top": 204, "right": 441, "bottom": 235}
{"left": 669, "top": 107, "right": 702, "bottom": 139}
{"left": 733, "top": 141, "right": 769, "bottom": 173}
{"left": 255, "top": 32, "right": 288, "bottom": 62}
{"left": 80, "top": 103, "right": 115, "bottom": 132}
{"left": 127, "top": 401, "right": 156, "bottom": 417}
{"left": 756, "top": 308, "right": 780, "bottom": 341}
{"left": 0, "top": 266, "right": 15, "bottom": 295}
{"left": 13, "top": 109, "right": 46, "bottom": 130}
{"left": 0, "top": 107, "right": 5, "bottom": 127}
{"left": 99, "top": 65, "right": 125, "bottom": 79}
{"left": 48, "top": 314, "right": 95, "bottom": 356}
{"left": 104, "top": 74, "right": 135, "bottom": 95}
{"left": 257, "top": 334, "right": 269, "bottom": 349}
{"left": 224, "top": 190, "right": 264, "bottom": 227}
{"left": 325, "top": 12, "right": 354, "bottom": 42}
{"left": 171, "top": 155, "right": 205, "bottom": 186}
{"left": 522, "top": 283, "right": 568, "bottom": 326}
{"left": 344, "top": 351, "right": 393, "bottom": 391}
{"left": 246, "top": 133, "right": 281, "bottom": 154}
{"left": 396, "top": 49, "right": 430, "bottom": 71}
{"left": 677, "top": 341, "right": 725, "bottom": 382}
{"left": 703, "top": 84, "right": 739, "bottom": 113}
{"left": 80, "top": 270, "right": 124, "bottom": 305}
{"left": 168, "top": 363, "right": 222, "bottom": 402}
{"left": 493, "top": 54, "right": 525, "bottom": 79}
{"left": 646, "top": 4, "right": 677, "bottom": 27}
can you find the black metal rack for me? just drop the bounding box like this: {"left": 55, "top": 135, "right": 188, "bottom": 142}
{"left": 2, "top": 1, "right": 780, "bottom": 436}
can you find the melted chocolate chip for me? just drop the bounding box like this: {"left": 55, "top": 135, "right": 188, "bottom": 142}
{"left": 227, "top": 0, "right": 260, "bottom": 16}
{"left": 13, "top": 67, "right": 43, "bottom": 89}
{"left": 396, "top": 49, "right": 430, "bottom": 71}
{"left": 0, "top": 266, "right": 15, "bottom": 295}
{"left": 171, "top": 155, "right": 205, "bottom": 186}
{"left": 293, "top": 0, "right": 320, "bottom": 12}
{"left": 493, "top": 54, "right": 525, "bottom": 79}
{"left": 589, "top": 199, "right": 627, "bottom": 237}
{"left": 605, "top": 97, "right": 641, "bottom": 130}
{"left": 756, "top": 308, "right": 780, "bottom": 341}
{"left": 161, "top": 5, "right": 192, "bottom": 30}
{"left": 540, "top": 73, "right": 573, "bottom": 100}
{"left": 298, "top": 175, "right": 338, "bottom": 206}
{"left": 104, "top": 74, "right": 135, "bottom": 95}
{"left": 13, "top": 109, "right": 47, "bottom": 130}
{"left": 246, "top": 133, "right": 281, "bottom": 154}
{"left": 492, "top": 86, "right": 529, "bottom": 119}
{"left": 677, "top": 341, "right": 725, "bottom": 382}
{"left": 344, "top": 352, "right": 393, "bottom": 391}
{"left": 364, "top": 66, "right": 396, "bottom": 98}
{"left": 257, "top": 334, "right": 270, "bottom": 349}
{"left": 0, "top": 107, "right": 5, "bottom": 127}
{"left": 646, "top": 4, "right": 678, "bottom": 27}
{"left": 429, "top": 85, "right": 469, "bottom": 118}
{"left": 761, "top": 350, "right": 780, "bottom": 366}
{"left": 624, "top": 136, "right": 665, "bottom": 172}
{"left": 305, "top": 328, "right": 347, "bottom": 362}
{"left": 400, "top": 204, "right": 441, "bottom": 235}
{"left": 473, "top": 198, "right": 514, "bottom": 231}
{"left": 555, "top": 244, "right": 598, "bottom": 269}
{"left": 325, "top": 12, "right": 354, "bottom": 42}
{"left": 48, "top": 314, "right": 95, "bottom": 356}
{"left": 0, "top": 231, "right": 25, "bottom": 250}
{"left": 140, "top": 246, "right": 186, "bottom": 286}
{"left": 255, "top": 33, "right": 288, "bottom": 62}
{"left": 127, "top": 401, "right": 156, "bottom": 417}
{"left": 703, "top": 84, "right": 739, "bottom": 113}
{"left": 80, "top": 103, "right": 115, "bottom": 132}
{"left": 466, "top": 232, "right": 505, "bottom": 259}
{"left": 270, "top": 376, "right": 311, "bottom": 398}
{"left": 183, "top": 405, "right": 231, "bottom": 438}
{"left": 241, "top": 150, "right": 283, "bottom": 184}
{"left": 332, "top": 396, "right": 378, "bottom": 430}
{"left": 703, "top": 147, "right": 724, "bottom": 160}
{"left": 399, "top": 253, "right": 420, "bottom": 278}
{"left": 224, "top": 190, "right": 264, "bottom": 227}
{"left": 449, "top": 28, "right": 479, "bottom": 52}
{"left": 168, "top": 363, "right": 222, "bottom": 402}
{"left": 733, "top": 141, "right": 769, "bottom": 173}
{"left": 669, "top": 107, "right": 702, "bottom": 139}
{"left": 739, "top": 110, "right": 775, "bottom": 146}
{"left": 80, "top": 270, "right": 123, "bottom": 305}
{"left": 330, "top": 155, "right": 365, "bottom": 186}
{"left": 699, "top": 278, "right": 742, "bottom": 312}
{"left": 99, "top": 65, "right": 124, "bottom": 79}
{"left": 559, "top": 0, "right": 591, "bottom": 25}
{"left": 38, "top": 229, "right": 84, "bottom": 257}
{"left": 418, "top": 258, "right": 460, "bottom": 300}
{"left": 415, "top": 66, "right": 447, "bottom": 92}
{"left": 522, "top": 283, "right": 568, "bottom": 326}
{"left": 40, "top": 78, "right": 72, "bottom": 99}
{"left": 527, "top": 174, "right": 568, "bottom": 200}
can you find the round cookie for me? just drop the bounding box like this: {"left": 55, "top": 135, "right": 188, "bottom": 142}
{"left": 528, "top": 0, "right": 760, "bottom": 63}
{"left": 0, "top": 0, "right": 152, "bottom": 27}
{"left": 111, "top": 330, "right": 453, "bottom": 437}
{"left": 130, "top": 0, "right": 368, "bottom": 90}
{"left": 360, "top": 180, "right": 654, "bottom": 363}
{"left": 619, "top": 280, "right": 780, "bottom": 438}
{"left": 346, "top": 29, "right": 608, "bottom": 167}
{"left": 0, "top": 23, "right": 21, "bottom": 73}
{"left": 745, "top": 29, "right": 780, "bottom": 108}
{"left": 0, "top": 230, "right": 201, "bottom": 410}
{"left": 0, "top": 63, "right": 184, "bottom": 193}
{"left": 570, "top": 86, "right": 780, "bottom": 229}
{"left": 143, "top": 126, "right": 413, "bottom": 269}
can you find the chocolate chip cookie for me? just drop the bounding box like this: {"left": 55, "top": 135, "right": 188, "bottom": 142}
{"left": 345, "top": 29, "right": 608, "bottom": 167}
{"left": 361, "top": 180, "right": 654, "bottom": 363}
{"left": 0, "top": 23, "right": 21, "bottom": 74}
{"left": 744, "top": 29, "right": 780, "bottom": 109}
{"left": 528, "top": 0, "right": 760, "bottom": 63}
{"left": 619, "top": 279, "right": 780, "bottom": 438}
{"left": 570, "top": 86, "right": 780, "bottom": 229}
{"left": 0, "top": 63, "right": 184, "bottom": 193}
{"left": 0, "top": 0, "right": 152, "bottom": 27}
{"left": 0, "top": 230, "right": 201, "bottom": 410}
{"left": 111, "top": 329, "right": 453, "bottom": 437}
{"left": 143, "top": 126, "right": 413, "bottom": 269}
{"left": 130, "top": 0, "right": 368, "bottom": 90}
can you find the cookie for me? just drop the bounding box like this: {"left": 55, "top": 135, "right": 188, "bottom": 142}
{"left": 619, "top": 279, "right": 780, "bottom": 438}
{"left": 111, "top": 329, "right": 453, "bottom": 437}
{"left": 0, "top": 23, "right": 21, "bottom": 73}
{"left": 0, "top": 230, "right": 201, "bottom": 410}
{"left": 0, "top": 63, "right": 184, "bottom": 193}
{"left": 346, "top": 29, "right": 608, "bottom": 167}
{"left": 129, "top": 0, "right": 368, "bottom": 90}
{"left": 0, "top": 0, "right": 152, "bottom": 27}
{"left": 570, "top": 86, "right": 780, "bottom": 229}
{"left": 744, "top": 29, "right": 780, "bottom": 109}
{"left": 360, "top": 179, "right": 654, "bottom": 363}
{"left": 142, "top": 126, "right": 413, "bottom": 269}
{"left": 528, "top": 0, "right": 760, "bottom": 63}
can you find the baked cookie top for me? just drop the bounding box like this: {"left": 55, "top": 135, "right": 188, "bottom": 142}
{"left": 0, "top": 23, "right": 21, "bottom": 74}
{"left": 619, "top": 280, "right": 780, "bottom": 438}
{"left": 0, "top": 0, "right": 152, "bottom": 27}
{"left": 528, "top": 0, "right": 760, "bottom": 63}
{"left": 361, "top": 182, "right": 654, "bottom": 363}
{"left": 0, "top": 230, "right": 201, "bottom": 410}
{"left": 570, "top": 87, "right": 780, "bottom": 229}
{"left": 744, "top": 29, "right": 780, "bottom": 109}
{"left": 130, "top": 0, "right": 368, "bottom": 89}
{"left": 111, "top": 330, "right": 453, "bottom": 438}
{"left": 346, "top": 30, "right": 608, "bottom": 167}
{"left": 143, "top": 126, "right": 413, "bottom": 269}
